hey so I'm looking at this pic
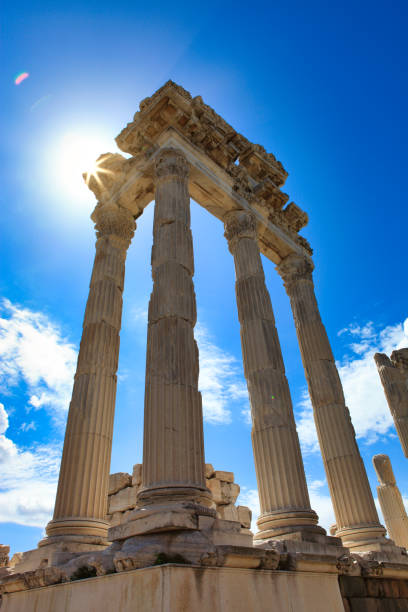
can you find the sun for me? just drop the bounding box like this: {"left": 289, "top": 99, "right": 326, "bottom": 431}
{"left": 53, "top": 130, "right": 116, "bottom": 206}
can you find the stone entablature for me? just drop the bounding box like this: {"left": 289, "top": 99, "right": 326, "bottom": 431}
{"left": 85, "top": 80, "right": 312, "bottom": 265}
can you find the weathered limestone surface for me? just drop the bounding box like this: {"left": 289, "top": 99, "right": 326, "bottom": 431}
{"left": 44, "top": 203, "right": 136, "bottom": 543}
{"left": 374, "top": 350, "right": 408, "bottom": 458}
{"left": 109, "top": 473, "right": 132, "bottom": 496}
{"left": 0, "top": 546, "right": 9, "bottom": 568}
{"left": 132, "top": 464, "right": 142, "bottom": 487}
{"left": 224, "top": 210, "right": 323, "bottom": 541}
{"left": 277, "top": 253, "right": 388, "bottom": 551}
{"left": 0, "top": 565, "right": 345, "bottom": 612}
{"left": 108, "top": 486, "right": 138, "bottom": 514}
{"left": 206, "top": 479, "right": 240, "bottom": 507}
{"left": 373, "top": 454, "right": 408, "bottom": 549}
{"left": 138, "top": 148, "right": 210, "bottom": 510}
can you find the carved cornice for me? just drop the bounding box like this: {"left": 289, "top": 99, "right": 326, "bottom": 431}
{"left": 224, "top": 209, "right": 257, "bottom": 252}
{"left": 92, "top": 203, "right": 136, "bottom": 250}
{"left": 277, "top": 253, "right": 314, "bottom": 291}
{"left": 155, "top": 147, "right": 189, "bottom": 180}
{"left": 114, "top": 81, "right": 310, "bottom": 244}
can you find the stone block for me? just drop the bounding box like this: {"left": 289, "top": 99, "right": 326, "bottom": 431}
{"left": 214, "top": 471, "right": 234, "bottom": 483}
{"left": 207, "top": 479, "right": 240, "bottom": 505}
{"left": 389, "top": 580, "right": 403, "bottom": 599}
{"left": 122, "top": 510, "right": 133, "bottom": 523}
{"left": 108, "top": 512, "right": 123, "bottom": 528}
{"left": 108, "top": 486, "right": 138, "bottom": 514}
{"left": 217, "top": 504, "right": 238, "bottom": 522}
{"left": 342, "top": 598, "right": 351, "bottom": 612}
{"left": 109, "top": 509, "right": 198, "bottom": 541}
{"left": 339, "top": 576, "right": 366, "bottom": 598}
{"left": 348, "top": 598, "right": 380, "bottom": 612}
{"left": 0, "top": 563, "right": 346, "bottom": 612}
{"left": 132, "top": 464, "right": 142, "bottom": 487}
{"left": 237, "top": 506, "right": 252, "bottom": 529}
{"left": 109, "top": 472, "right": 132, "bottom": 496}
{"left": 205, "top": 463, "right": 214, "bottom": 479}
{"left": 398, "top": 580, "right": 408, "bottom": 597}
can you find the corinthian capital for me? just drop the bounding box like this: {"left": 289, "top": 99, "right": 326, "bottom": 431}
{"left": 277, "top": 253, "right": 314, "bottom": 291}
{"left": 224, "top": 209, "right": 257, "bottom": 252}
{"left": 155, "top": 148, "right": 189, "bottom": 180}
{"left": 92, "top": 203, "right": 136, "bottom": 250}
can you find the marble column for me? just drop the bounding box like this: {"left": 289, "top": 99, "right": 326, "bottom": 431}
{"left": 277, "top": 253, "right": 388, "bottom": 550}
{"left": 45, "top": 202, "right": 135, "bottom": 543}
{"left": 137, "top": 148, "right": 211, "bottom": 509}
{"left": 373, "top": 454, "right": 408, "bottom": 549}
{"left": 374, "top": 350, "right": 408, "bottom": 458}
{"left": 224, "top": 210, "right": 324, "bottom": 540}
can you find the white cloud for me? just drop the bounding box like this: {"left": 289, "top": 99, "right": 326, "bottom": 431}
{"left": 0, "top": 402, "right": 8, "bottom": 434}
{"left": 0, "top": 401, "right": 60, "bottom": 527}
{"left": 297, "top": 317, "right": 408, "bottom": 453}
{"left": 0, "top": 299, "right": 77, "bottom": 421}
{"left": 308, "top": 479, "right": 335, "bottom": 532}
{"left": 196, "top": 323, "right": 249, "bottom": 424}
{"left": 0, "top": 299, "right": 76, "bottom": 531}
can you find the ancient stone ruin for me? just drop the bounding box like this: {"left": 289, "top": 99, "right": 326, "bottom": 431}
{"left": 375, "top": 349, "right": 408, "bottom": 457}
{"left": 1, "top": 81, "right": 408, "bottom": 611}
{"left": 373, "top": 454, "right": 408, "bottom": 550}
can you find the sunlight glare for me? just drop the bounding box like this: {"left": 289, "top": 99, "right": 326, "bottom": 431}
{"left": 54, "top": 130, "right": 117, "bottom": 208}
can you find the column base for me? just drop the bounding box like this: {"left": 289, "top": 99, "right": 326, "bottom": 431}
{"left": 137, "top": 484, "right": 213, "bottom": 508}
{"left": 44, "top": 517, "right": 110, "bottom": 541}
{"left": 335, "top": 523, "right": 390, "bottom": 552}
{"left": 254, "top": 508, "right": 326, "bottom": 541}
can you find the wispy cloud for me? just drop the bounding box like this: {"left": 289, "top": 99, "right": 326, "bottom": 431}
{"left": 297, "top": 317, "right": 408, "bottom": 453}
{"left": 0, "top": 299, "right": 77, "bottom": 422}
{"left": 196, "top": 323, "right": 249, "bottom": 424}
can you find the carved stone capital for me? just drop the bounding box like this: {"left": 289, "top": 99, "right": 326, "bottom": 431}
{"left": 276, "top": 253, "right": 314, "bottom": 292}
{"left": 155, "top": 148, "right": 189, "bottom": 180}
{"left": 224, "top": 209, "right": 257, "bottom": 252}
{"left": 92, "top": 203, "right": 136, "bottom": 250}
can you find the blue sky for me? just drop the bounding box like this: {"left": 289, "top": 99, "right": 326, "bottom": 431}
{"left": 1, "top": 0, "right": 407, "bottom": 555}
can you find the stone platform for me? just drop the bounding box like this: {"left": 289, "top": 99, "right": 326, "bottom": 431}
{"left": 0, "top": 564, "right": 344, "bottom": 612}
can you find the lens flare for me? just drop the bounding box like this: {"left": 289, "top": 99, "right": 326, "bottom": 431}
{"left": 14, "top": 72, "right": 29, "bottom": 85}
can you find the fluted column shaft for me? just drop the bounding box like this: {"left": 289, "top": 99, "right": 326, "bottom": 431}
{"left": 225, "top": 211, "right": 323, "bottom": 540}
{"left": 278, "top": 254, "right": 386, "bottom": 549}
{"left": 138, "top": 148, "right": 210, "bottom": 508}
{"left": 373, "top": 454, "right": 408, "bottom": 549}
{"left": 46, "top": 203, "right": 135, "bottom": 541}
{"left": 374, "top": 351, "right": 408, "bottom": 458}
